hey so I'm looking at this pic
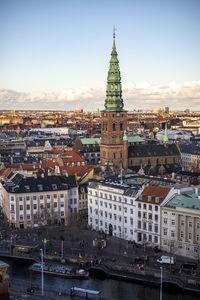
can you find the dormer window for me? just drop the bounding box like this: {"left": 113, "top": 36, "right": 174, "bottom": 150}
{"left": 25, "top": 185, "right": 30, "bottom": 192}
{"left": 38, "top": 185, "right": 43, "bottom": 191}
{"left": 52, "top": 184, "right": 57, "bottom": 190}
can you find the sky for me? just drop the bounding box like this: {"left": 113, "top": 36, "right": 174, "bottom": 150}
{"left": 0, "top": 0, "right": 200, "bottom": 111}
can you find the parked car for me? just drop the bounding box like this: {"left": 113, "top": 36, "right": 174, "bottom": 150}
{"left": 27, "top": 287, "right": 35, "bottom": 294}
{"left": 157, "top": 256, "right": 175, "bottom": 264}
{"left": 181, "top": 262, "right": 197, "bottom": 270}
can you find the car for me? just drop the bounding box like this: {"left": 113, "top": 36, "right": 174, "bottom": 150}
{"left": 27, "top": 287, "right": 35, "bottom": 294}
{"left": 181, "top": 263, "right": 197, "bottom": 270}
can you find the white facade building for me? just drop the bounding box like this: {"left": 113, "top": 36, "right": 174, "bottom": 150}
{"left": 88, "top": 181, "right": 140, "bottom": 241}
{"left": 135, "top": 185, "right": 174, "bottom": 247}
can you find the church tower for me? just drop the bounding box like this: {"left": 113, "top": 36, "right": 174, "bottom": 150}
{"left": 100, "top": 29, "right": 127, "bottom": 169}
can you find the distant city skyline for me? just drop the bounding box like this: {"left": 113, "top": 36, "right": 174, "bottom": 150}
{"left": 0, "top": 0, "right": 200, "bottom": 111}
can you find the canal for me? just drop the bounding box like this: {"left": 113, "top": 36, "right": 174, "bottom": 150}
{"left": 4, "top": 258, "right": 200, "bottom": 300}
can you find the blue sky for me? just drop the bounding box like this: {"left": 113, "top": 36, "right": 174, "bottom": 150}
{"left": 0, "top": 0, "right": 200, "bottom": 111}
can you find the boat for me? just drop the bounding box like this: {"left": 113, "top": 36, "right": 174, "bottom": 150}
{"left": 30, "top": 262, "right": 89, "bottom": 279}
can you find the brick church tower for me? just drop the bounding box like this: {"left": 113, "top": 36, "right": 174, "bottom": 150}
{"left": 100, "top": 29, "right": 128, "bottom": 169}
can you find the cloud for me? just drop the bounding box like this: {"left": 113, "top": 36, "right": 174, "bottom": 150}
{"left": 0, "top": 80, "right": 200, "bottom": 111}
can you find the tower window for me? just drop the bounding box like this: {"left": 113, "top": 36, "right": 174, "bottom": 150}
{"left": 113, "top": 153, "right": 116, "bottom": 159}
{"left": 113, "top": 123, "right": 116, "bottom": 131}
{"left": 120, "top": 123, "right": 123, "bottom": 131}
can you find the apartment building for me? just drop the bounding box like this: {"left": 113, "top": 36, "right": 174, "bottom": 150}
{"left": 161, "top": 187, "right": 200, "bottom": 259}
{"left": 0, "top": 173, "right": 78, "bottom": 228}
{"left": 135, "top": 186, "right": 174, "bottom": 246}
{"left": 88, "top": 180, "right": 140, "bottom": 241}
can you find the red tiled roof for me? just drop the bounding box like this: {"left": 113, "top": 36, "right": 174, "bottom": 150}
{"left": 136, "top": 185, "right": 171, "bottom": 205}
{"left": 60, "top": 165, "right": 93, "bottom": 177}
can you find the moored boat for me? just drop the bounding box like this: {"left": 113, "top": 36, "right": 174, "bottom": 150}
{"left": 30, "top": 262, "right": 89, "bottom": 279}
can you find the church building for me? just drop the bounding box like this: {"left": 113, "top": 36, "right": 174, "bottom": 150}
{"left": 100, "top": 31, "right": 181, "bottom": 175}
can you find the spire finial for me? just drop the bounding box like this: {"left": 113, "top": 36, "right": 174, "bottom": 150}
{"left": 113, "top": 25, "right": 117, "bottom": 39}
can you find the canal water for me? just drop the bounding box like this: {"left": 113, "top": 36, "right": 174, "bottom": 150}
{"left": 4, "top": 258, "right": 200, "bottom": 300}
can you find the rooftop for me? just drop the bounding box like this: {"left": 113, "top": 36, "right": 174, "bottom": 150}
{"left": 165, "top": 190, "right": 200, "bottom": 210}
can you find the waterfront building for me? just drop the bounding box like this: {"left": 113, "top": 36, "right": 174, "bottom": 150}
{"left": 0, "top": 173, "right": 78, "bottom": 228}
{"left": 161, "top": 186, "right": 200, "bottom": 259}
{"left": 88, "top": 180, "right": 140, "bottom": 241}
{"left": 135, "top": 186, "right": 174, "bottom": 246}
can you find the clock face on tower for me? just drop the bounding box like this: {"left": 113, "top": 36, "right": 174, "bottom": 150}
{"left": 116, "top": 112, "right": 120, "bottom": 116}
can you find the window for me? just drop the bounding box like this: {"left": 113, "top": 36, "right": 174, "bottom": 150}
{"left": 119, "top": 197, "right": 121, "bottom": 202}
{"left": 60, "top": 194, "right": 64, "bottom": 198}
{"left": 109, "top": 203, "right": 112, "bottom": 209}
{"left": 188, "top": 232, "right": 192, "bottom": 240}
{"left": 27, "top": 215, "right": 30, "bottom": 220}
{"left": 105, "top": 202, "right": 107, "bottom": 208}
{"left": 143, "top": 204, "right": 146, "bottom": 209}
{"left": 124, "top": 207, "right": 127, "bottom": 213}
{"left": 149, "top": 205, "right": 152, "bottom": 211}
{"left": 149, "top": 235, "right": 152, "bottom": 242}
{"left": 33, "top": 204, "right": 37, "bottom": 209}
{"left": 171, "top": 230, "right": 175, "bottom": 238}
{"left": 19, "top": 205, "right": 23, "bottom": 211}
{"left": 154, "top": 236, "right": 158, "bottom": 244}
{"left": 47, "top": 195, "right": 51, "bottom": 200}
{"left": 143, "top": 222, "right": 146, "bottom": 230}
{"left": 130, "top": 218, "right": 133, "bottom": 225}
{"left": 180, "top": 231, "right": 184, "bottom": 238}
{"left": 155, "top": 206, "right": 158, "bottom": 211}
{"left": 148, "top": 213, "right": 152, "bottom": 220}
{"left": 163, "top": 228, "right": 167, "bottom": 236}
{"left": 138, "top": 203, "right": 141, "bottom": 208}
{"left": 189, "top": 222, "right": 192, "bottom": 227}
{"left": 26, "top": 196, "right": 30, "bottom": 201}
{"left": 138, "top": 211, "right": 141, "bottom": 218}
{"left": 40, "top": 195, "right": 43, "bottom": 200}
{"left": 163, "top": 218, "right": 168, "bottom": 224}
{"left": 138, "top": 221, "right": 141, "bottom": 228}
{"left": 130, "top": 209, "right": 133, "bottom": 214}
{"left": 54, "top": 202, "right": 57, "bottom": 208}
{"left": 149, "top": 224, "right": 152, "bottom": 232}
{"left": 124, "top": 217, "right": 127, "bottom": 223}
{"left": 181, "top": 220, "right": 184, "bottom": 226}
{"left": 47, "top": 203, "right": 50, "bottom": 209}
{"left": 155, "top": 214, "right": 158, "bottom": 221}
{"left": 143, "top": 212, "right": 146, "bottom": 218}
{"left": 154, "top": 225, "right": 158, "bottom": 233}
{"left": 26, "top": 205, "right": 30, "bottom": 210}
{"left": 171, "top": 219, "right": 175, "bottom": 225}
{"left": 114, "top": 205, "right": 117, "bottom": 210}
{"left": 61, "top": 211, "right": 64, "bottom": 216}
{"left": 119, "top": 205, "right": 121, "bottom": 211}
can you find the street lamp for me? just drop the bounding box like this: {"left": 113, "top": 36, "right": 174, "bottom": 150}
{"left": 40, "top": 248, "right": 44, "bottom": 296}
{"left": 160, "top": 266, "right": 163, "bottom": 300}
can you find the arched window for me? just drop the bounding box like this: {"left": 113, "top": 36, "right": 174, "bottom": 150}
{"left": 113, "top": 123, "right": 116, "bottom": 131}
{"left": 120, "top": 123, "right": 123, "bottom": 131}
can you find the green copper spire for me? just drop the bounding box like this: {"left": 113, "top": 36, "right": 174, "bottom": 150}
{"left": 104, "top": 27, "right": 124, "bottom": 111}
{"left": 163, "top": 122, "right": 168, "bottom": 144}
